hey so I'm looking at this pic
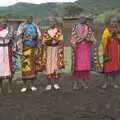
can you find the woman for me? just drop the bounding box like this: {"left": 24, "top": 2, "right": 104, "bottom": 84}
{"left": 100, "top": 17, "right": 120, "bottom": 88}
{"left": 17, "top": 16, "right": 41, "bottom": 92}
{"left": 0, "top": 19, "right": 15, "bottom": 93}
{"left": 70, "top": 17, "right": 97, "bottom": 90}
{"left": 41, "top": 18, "right": 64, "bottom": 91}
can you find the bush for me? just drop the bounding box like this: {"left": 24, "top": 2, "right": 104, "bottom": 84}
{"left": 40, "top": 17, "right": 64, "bottom": 30}
{"left": 63, "top": 4, "right": 83, "bottom": 17}
{"left": 95, "top": 9, "right": 120, "bottom": 24}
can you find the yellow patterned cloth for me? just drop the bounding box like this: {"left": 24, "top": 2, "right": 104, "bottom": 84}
{"left": 17, "top": 22, "right": 42, "bottom": 80}
{"left": 22, "top": 45, "right": 37, "bottom": 80}
{"left": 102, "top": 28, "right": 111, "bottom": 50}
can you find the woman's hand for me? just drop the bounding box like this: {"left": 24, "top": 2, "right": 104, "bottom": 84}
{"left": 93, "top": 39, "right": 97, "bottom": 45}
{"left": 72, "top": 43, "right": 76, "bottom": 48}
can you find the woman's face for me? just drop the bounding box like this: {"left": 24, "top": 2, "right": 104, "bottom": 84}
{"left": 26, "top": 17, "right": 33, "bottom": 24}
{"left": 79, "top": 17, "right": 86, "bottom": 24}
{"left": 48, "top": 20, "right": 56, "bottom": 28}
{"left": 109, "top": 19, "right": 118, "bottom": 28}
{"left": 0, "top": 18, "right": 7, "bottom": 28}
{"left": 50, "top": 24, "right": 56, "bottom": 29}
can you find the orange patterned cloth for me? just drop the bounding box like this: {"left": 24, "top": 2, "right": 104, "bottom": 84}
{"left": 39, "top": 27, "right": 64, "bottom": 79}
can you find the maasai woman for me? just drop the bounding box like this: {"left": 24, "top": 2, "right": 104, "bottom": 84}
{"left": 17, "top": 16, "right": 41, "bottom": 92}
{"left": 70, "top": 17, "right": 97, "bottom": 90}
{"left": 100, "top": 18, "right": 120, "bottom": 89}
{"left": 41, "top": 18, "right": 64, "bottom": 91}
{"left": 0, "top": 19, "right": 15, "bottom": 93}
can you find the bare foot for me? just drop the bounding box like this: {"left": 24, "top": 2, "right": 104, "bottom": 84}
{"left": 72, "top": 82, "right": 79, "bottom": 90}
{"left": 8, "top": 88, "right": 12, "bottom": 94}
{"left": 81, "top": 82, "right": 88, "bottom": 89}
{"left": 102, "top": 84, "right": 108, "bottom": 89}
{"left": 83, "top": 85, "right": 88, "bottom": 89}
{"left": 112, "top": 84, "right": 119, "bottom": 89}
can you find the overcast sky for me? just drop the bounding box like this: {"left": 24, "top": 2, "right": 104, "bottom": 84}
{"left": 0, "top": 0, "right": 76, "bottom": 6}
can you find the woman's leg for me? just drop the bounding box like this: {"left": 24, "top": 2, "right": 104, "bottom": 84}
{"left": 7, "top": 77, "right": 12, "bottom": 93}
{"left": 73, "top": 80, "right": 80, "bottom": 90}
{"left": 21, "top": 80, "right": 28, "bottom": 92}
{"left": 79, "top": 71, "right": 89, "bottom": 89}
{"left": 111, "top": 74, "right": 119, "bottom": 88}
{"left": 102, "top": 74, "right": 110, "bottom": 88}
{"left": 0, "top": 79, "right": 3, "bottom": 94}
{"left": 72, "top": 71, "right": 80, "bottom": 90}
{"left": 53, "top": 78, "right": 61, "bottom": 90}
{"left": 30, "top": 78, "right": 37, "bottom": 91}
{"left": 45, "top": 77, "right": 52, "bottom": 91}
{"left": 53, "top": 73, "right": 61, "bottom": 90}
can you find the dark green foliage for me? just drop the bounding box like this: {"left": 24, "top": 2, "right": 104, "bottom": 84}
{"left": 0, "top": 2, "right": 63, "bottom": 18}
{"left": 63, "top": 4, "right": 83, "bottom": 17}
{"left": 0, "top": 0, "right": 119, "bottom": 21}
{"left": 75, "top": 0, "right": 120, "bottom": 14}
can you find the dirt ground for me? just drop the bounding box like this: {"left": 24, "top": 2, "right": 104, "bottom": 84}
{"left": 0, "top": 73, "right": 120, "bottom": 120}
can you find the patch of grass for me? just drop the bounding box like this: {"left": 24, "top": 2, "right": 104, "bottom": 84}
{"left": 63, "top": 46, "right": 72, "bottom": 73}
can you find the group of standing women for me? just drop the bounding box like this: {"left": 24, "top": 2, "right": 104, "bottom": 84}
{"left": 0, "top": 15, "right": 120, "bottom": 93}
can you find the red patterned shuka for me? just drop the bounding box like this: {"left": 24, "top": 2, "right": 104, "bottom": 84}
{"left": 101, "top": 25, "right": 120, "bottom": 73}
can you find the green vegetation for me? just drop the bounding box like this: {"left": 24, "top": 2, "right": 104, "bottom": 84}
{"left": 0, "top": 0, "right": 120, "bottom": 19}
{"left": 0, "top": 2, "right": 63, "bottom": 18}
{"left": 63, "top": 47, "right": 72, "bottom": 73}
{"left": 40, "top": 17, "right": 64, "bottom": 29}
{"left": 63, "top": 4, "right": 83, "bottom": 17}
{"left": 95, "top": 9, "right": 120, "bottom": 23}
{"left": 75, "top": 0, "right": 120, "bottom": 14}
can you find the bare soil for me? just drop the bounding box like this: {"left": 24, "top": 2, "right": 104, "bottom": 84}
{"left": 0, "top": 73, "right": 120, "bottom": 120}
